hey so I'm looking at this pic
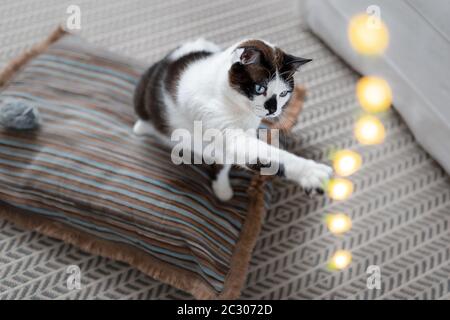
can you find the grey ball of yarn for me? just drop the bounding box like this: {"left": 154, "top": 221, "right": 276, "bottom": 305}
{"left": 0, "top": 100, "right": 40, "bottom": 130}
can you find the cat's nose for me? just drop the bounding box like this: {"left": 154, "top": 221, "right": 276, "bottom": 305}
{"left": 264, "top": 95, "right": 277, "bottom": 115}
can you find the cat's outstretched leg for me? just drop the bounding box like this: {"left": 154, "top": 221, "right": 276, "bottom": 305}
{"left": 226, "top": 133, "right": 333, "bottom": 196}
{"left": 212, "top": 164, "right": 233, "bottom": 201}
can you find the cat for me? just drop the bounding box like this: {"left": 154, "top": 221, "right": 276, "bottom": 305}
{"left": 133, "top": 38, "right": 333, "bottom": 201}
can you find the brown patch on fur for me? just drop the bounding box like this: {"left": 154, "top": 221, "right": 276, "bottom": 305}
{"left": 238, "top": 40, "right": 277, "bottom": 81}
{"left": 134, "top": 59, "right": 170, "bottom": 134}
{"left": 228, "top": 41, "right": 274, "bottom": 99}
{"left": 134, "top": 51, "right": 212, "bottom": 135}
{"left": 239, "top": 40, "right": 276, "bottom": 65}
{"left": 228, "top": 40, "right": 299, "bottom": 100}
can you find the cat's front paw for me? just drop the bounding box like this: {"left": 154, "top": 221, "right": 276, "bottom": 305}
{"left": 212, "top": 179, "right": 234, "bottom": 201}
{"left": 294, "top": 160, "right": 333, "bottom": 196}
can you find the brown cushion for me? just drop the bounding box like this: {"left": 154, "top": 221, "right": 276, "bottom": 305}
{"left": 0, "top": 27, "right": 303, "bottom": 299}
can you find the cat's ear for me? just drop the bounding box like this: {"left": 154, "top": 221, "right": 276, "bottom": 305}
{"left": 232, "top": 47, "right": 261, "bottom": 65}
{"left": 284, "top": 53, "right": 312, "bottom": 70}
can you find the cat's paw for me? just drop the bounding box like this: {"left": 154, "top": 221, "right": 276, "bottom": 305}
{"left": 212, "top": 179, "right": 233, "bottom": 201}
{"left": 296, "top": 161, "right": 333, "bottom": 196}
{"left": 133, "top": 120, "right": 154, "bottom": 136}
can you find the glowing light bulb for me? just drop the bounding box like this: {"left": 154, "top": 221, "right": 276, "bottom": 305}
{"left": 348, "top": 13, "right": 389, "bottom": 55}
{"left": 332, "top": 150, "right": 362, "bottom": 177}
{"left": 354, "top": 114, "right": 386, "bottom": 145}
{"left": 326, "top": 213, "right": 352, "bottom": 235}
{"left": 357, "top": 76, "right": 392, "bottom": 113}
{"left": 329, "top": 250, "right": 352, "bottom": 270}
{"left": 327, "top": 178, "right": 354, "bottom": 201}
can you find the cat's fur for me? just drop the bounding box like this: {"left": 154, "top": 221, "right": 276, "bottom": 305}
{"left": 134, "top": 38, "right": 332, "bottom": 201}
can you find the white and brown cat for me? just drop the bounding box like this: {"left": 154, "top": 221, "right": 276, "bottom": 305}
{"left": 133, "top": 38, "right": 333, "bottom": 201}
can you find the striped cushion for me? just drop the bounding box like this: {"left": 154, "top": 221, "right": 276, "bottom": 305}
{"left": 0, "top": 29, "right": 272, "bottom": 299}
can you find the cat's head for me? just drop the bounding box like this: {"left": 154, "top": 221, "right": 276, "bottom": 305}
{"left": 228, "top": 40, "right": 311, "bottom": 118}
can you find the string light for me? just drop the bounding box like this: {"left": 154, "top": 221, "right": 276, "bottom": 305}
{"left": 354, "top": 114, "right": 386, "bottom": 145}
{"left": 332, "top": 150, "right": 362, "bottom": 177}
{"left": 326, "top": 9, "right": 390, "bottom": 274}
{"left": 357, "top": 76, "right": 392, "bottom": 113}
{"left": 348, "top": 13, "right": 389, "bottom": 55}
{"left": 329, "top": 250, "right": 352, "bottom": 270}
{"left": 326, "top": 213, "right": 352, "bottom": 235}
{"left": 327, "top": 178, "right": 354, "bottom": 201}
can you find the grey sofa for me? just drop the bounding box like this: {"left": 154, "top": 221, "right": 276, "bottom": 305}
{"left": 304, "top": 0, "right": 450, "bottom": 174}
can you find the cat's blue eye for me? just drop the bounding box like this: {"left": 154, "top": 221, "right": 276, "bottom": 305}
{"left": 255, "top": 84, "right": 267, "bottom": 95}
{"left": 279, "top": 91, "right": 290, "bottom": 98}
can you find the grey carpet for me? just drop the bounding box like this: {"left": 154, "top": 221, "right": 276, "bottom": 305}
{"left": 0, "top": 0, "right": 449, "bottom": 300}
